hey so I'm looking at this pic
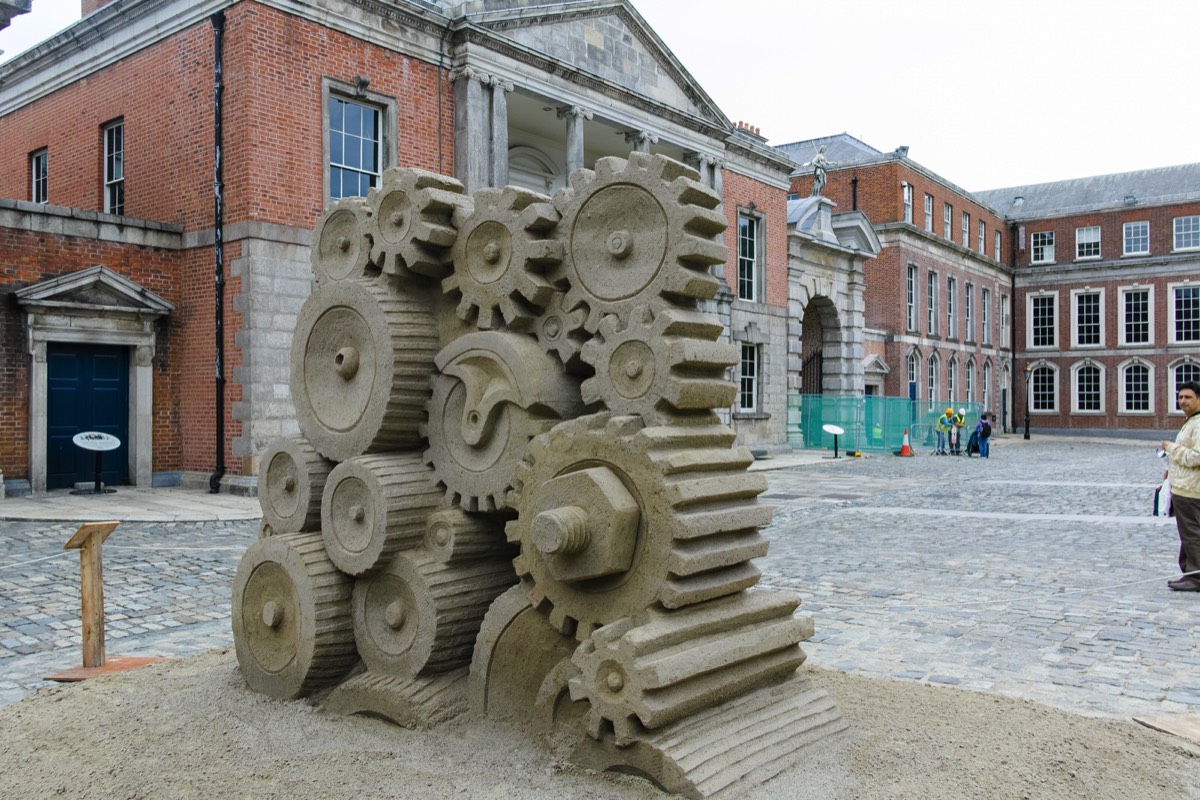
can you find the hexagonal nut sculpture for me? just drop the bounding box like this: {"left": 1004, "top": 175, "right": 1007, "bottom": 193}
{"left": 528, "top": 466, "right": 639, "bottom": 583}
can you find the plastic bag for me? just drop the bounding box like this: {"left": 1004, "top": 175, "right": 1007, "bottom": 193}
{"left": 1154, "top": 477, "right": 1174, "bottom": 517}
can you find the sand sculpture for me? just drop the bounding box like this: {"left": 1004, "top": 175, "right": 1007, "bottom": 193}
{"left": 235, "top": 153, "right": 845, "bottom": 798}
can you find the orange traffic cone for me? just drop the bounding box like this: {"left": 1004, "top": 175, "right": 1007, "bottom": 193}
{"left": 897, "top": 428, "right": 915, "bottom": 457}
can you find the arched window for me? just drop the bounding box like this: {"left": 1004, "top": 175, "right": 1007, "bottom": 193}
{"left": 947, "top": 356, "right": 957, "bottom": 403}
{"left": 982, "top": 361, "right": 992, "bottom": 410}
{"left": 1071, "top": 360, "right": 1104, "bottom": 413}
{"left": 1031, "top": 363, "right": 1058, "bottom": 413}
{"left": 1119, "top": 359, "right": 1153, "bottom": 413}
{"left": 907, "top": 351, "right": 920, "bottom": 400}
{"left": 965, "top": 358, "right": 975, "bottom": 402}
{"left": 927, "top": 354, "right": 940, "bottom": 405}
{"left": 1170, "top": 358, "right": 1200, "bottom": 413}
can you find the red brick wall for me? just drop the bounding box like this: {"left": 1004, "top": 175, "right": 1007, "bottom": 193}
{"left": 0, "top": 226, "right": 184, "bottom": 479}
{"left": 721, "top": 170, "right": 788, "bottom": 307}
{"left": 81, "top": 1, "right": 115, "bottom": 17}
{"left": 1013, "top": 202, "right": 1200, "bottom": 267}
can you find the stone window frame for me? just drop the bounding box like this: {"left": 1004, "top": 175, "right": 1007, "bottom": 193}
{"left": 965, "top": 357, "right": 975, "bottom": 403}
{"left": 1028, "top": 291, "right": 1058, "bottom": 349}
{"left": 963, "top": 282, "right": 974, "bottom": 343}
{"left": 1118, "top": 284, "right": 1154, "bottom": 346}
{"left": 735, "top": 207, "right": 765, "bottom": 303}
{"left": 1030, "top": 362, "right": 1059, "bottom": 414}
{"left": 927, "top": 269, "right": 938, "bottom": 336}
{"left": 1117, "top": 358, "right": 1154, "bottom": 415}
{"left": 981, "top": 287, "right": 991, "bottom": 345}
{"left": 30, "top": 148, "right": 48, "bottom": 204}
{"left": 1168, "top": 358, "right": 1200, "bottom": 415}
{"left": 926, "top": 352, "right": 939, "bottom": 405}
{"left": 1070, "top": 359, "right": 1106, "bottom": 414}
{"left": 905, "top": 263, "right": 918, "bottom": 332}
{"left": 1168, "top": 282, "right": 1200, "bottom": 344}
{"left": 947, "top": 354, "right": 957, "bottom": 402}
{"left": 737, "top": 343, "right": 759, "bottom": 413}
{"left": 1070, "top": 287, "right": 1105, "bottom": 349}
{"left": 982, "top": 360, "right": 993, "bottom": 410}
{"left": 945, "top": 276, "right": 957, "bottom": 340}
{"left": 321, "top": 77, "right": 398, "bottom": 205}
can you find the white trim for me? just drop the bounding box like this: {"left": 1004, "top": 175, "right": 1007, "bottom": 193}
{"left": 1173, "top": 214, "right": 1200, "bottom": 253}
{"left": 1168, "top": 281, "right": 1200, "bottom": 345}
{"left": 1168, "top": 357, "right": 1200, "bottom": 415}
{"left": 1069, "top": 359, "right": 1106, "bottom": 415}
{"left": 1074, "top": 225, "right": 1101, "bottom": 261}
{"left": 1069, "top": 287, "right": 1106, "bottom": 349}
{"left": 1031, "top": 230, "right": 1055, "bottom": 264}
{"left": 1117, "top": 357, "right": 1155, "bottom": 415}
{"left": 1030, "top": 361, "right": 1059, "bottom": 415}
{"left": 1117, "top": 284, "right": 1155, "bottom": 347}
{"left": 1122, "top": 220, "right": 1149, "bottom": 256}
{"left": 1027, "top": 290, "right": 1059, "bottom": 350}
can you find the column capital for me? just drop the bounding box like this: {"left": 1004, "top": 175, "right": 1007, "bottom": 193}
{"left": 556, "top": 105, "right": 593, "bottom": 121}
{"left": 449, "top": 65, "right": 490, "bottom": 85}
{"left": 623, "top": 129, "right": 659, "bottom": 149}
{"left": 489, "top": 75, "right": 514, "bottom": 93}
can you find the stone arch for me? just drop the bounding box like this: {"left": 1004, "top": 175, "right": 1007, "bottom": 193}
{"left": 794, "top": 279, "right": 857, "bottom": 395}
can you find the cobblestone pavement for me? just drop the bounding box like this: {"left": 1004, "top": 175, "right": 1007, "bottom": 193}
{"left": 2, "top": 435, "right": 1195, "bottom": 723}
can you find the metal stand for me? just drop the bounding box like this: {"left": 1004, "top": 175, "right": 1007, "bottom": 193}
{"left": 70, "top": 449, "right": 117, "bottom": 495}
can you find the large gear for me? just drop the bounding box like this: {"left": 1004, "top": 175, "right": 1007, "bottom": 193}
{"left": 423, "top": 332, "right": 582, "bottom": 512}
{"left": 365, "top": 168, "right": 470, "bottom": 280}
{"left": 443, "top": 186, "right": 562, "bottom": 331}
{"left": 552, "top": 152, "right": 727, "bottom": 332}
{"left": 579, "top": 305, "right": 737, "bottom": 421}
{"left": 505, "top": 413, "right": 774, "bottom": 639}
{"left": 311, "top": 197, "right": 373, "bottom": 284}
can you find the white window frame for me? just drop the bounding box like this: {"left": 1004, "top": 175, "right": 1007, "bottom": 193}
{"left": 1123, "top": 221, "right": 1149, "bottom": 256}
{"left": 1031, "top": 231, "right": 1055, "bottom": 264}
{"left": 983, "top": 361, "right": 992, "bottom": 410}
{"left": 30, "top": 148, "right": 48, "bottom": 204}
{"left": 946, "top": 276, "right": 957, "bottom": 339}
{"left": 1028, "top": 291, "right": 1059, "bottom": 350}
{"left": 1030, "top": 362, "right": 1059, "bottom": 414}
{"left": 905, "top": 264, "right": 918, "bottom": 331}
{"left": 907, "top": 351, "right": 920, "bottom": 399}
{"left": 1070, "top": 360, "right": 1106, "bottom": 414}
{"left": 947, "top": 355, "right": 957, "bottom": 401}
{"left": 981, "top": 287, "right": 991, "bottom": 345}
{"left": 1075, "top": 226, "right": 1101, "bottom": 260}
{"left": 322, "top": 78, "right": 397, "bottom": 204}
{"left": 943, "top": 203, "right": 952, "bottom": 240}
{"left": 964, "top": 283, "right": 974, "bottom": 342}
{"left": 902, "top": 182, "right": 913, "bottom": 224}
{"left": 994, "top": 231, "right": 1001, "bottom": 261}
{"left": 1169, "top": 282, "right": 1200, "bottom": 344}
{"left": 923, "top": 193, "right": 933, "bottom": 232}
{"left": 1169, "top": 359, "right": 1200, "bottom": 415}
{"left": 927, "top": 354, "right": 940, "bottom": 404}
{"left": 965, "top": 358, "right": 975, "bottom": 402}
{"left": 738, "top": 343, "right": 759, "bottom": 412}
{"left": 736, "top": 210, "right": 764, "bottom": 303}
{"left": 102, "top": 119, "right": 124, "bottom": 215}
{"left": 927, "top": 270, "right": 939, "bottom": 335}
{"left": 961, "top": 211, "right": 970, "bottom": 248}
{"left": 1070, "top": 288, "right": 1105, "bottom": 348}
{"left": 1117, "top": 358, "right": 1155, "bottom": 414}
{"left": 1001, "top": 293, "right": 1010, "bottom": 345}
{"left": 1118, "top": 284, "right": 1154, "bottom": 346}
{"left": 1174, "top": 215, "right": 1200, "bottom": 252}
{"left": 977, "top": 220, "right": 985, "bottom": 255}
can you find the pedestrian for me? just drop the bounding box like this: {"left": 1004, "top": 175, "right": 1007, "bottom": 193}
{"left": 975, "top": 411, "right": 992, "bottom": 458}
{"left": 950, "top": 408, "right": 966, "bottom": 455}
{"left": 934, "top": 408, "right": 953, "bottom": 455}
{"left": 1162, "top": 380, "right": 1200, "bottom": 592}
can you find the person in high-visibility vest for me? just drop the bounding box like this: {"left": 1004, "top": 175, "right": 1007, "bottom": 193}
{"left": 951, "top": 408, "right": 967, "bottom": 455}
{"left": 934, "top": 408, "right": 953, "bottom": 455}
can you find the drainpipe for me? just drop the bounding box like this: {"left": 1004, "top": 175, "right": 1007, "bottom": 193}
{"left": 1008, "top": 221, "right": 1019, "bottom": 434}
{"left": 209, "top": 10, "right": 226, "bottom": 493}
{"left": 851, "top": 176, "right": 858, "bottom": 211}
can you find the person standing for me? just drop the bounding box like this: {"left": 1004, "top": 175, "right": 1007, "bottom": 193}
{"left": 950, "top": 408, "right": 966, "bottom": 455}
{"left": 1162, "top": 381, "right": 1200, "bottom": 592}
{"left": 935, "top": 408, "right": 953, "bottom": 455}
{"left": 975, "top": 411, "right": 992, "bottom": 459}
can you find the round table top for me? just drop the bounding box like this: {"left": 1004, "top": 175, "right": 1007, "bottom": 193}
{"left": 72, "top": 431, "right": 121, "bottom": 452}
{"left": 821, "top": 423, "right": 845, "bottom": 436}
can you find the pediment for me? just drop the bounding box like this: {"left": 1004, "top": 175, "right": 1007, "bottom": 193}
{"left": 863, "top": 354, "right": 890, "bottom": 374}
{"left": 461, "top": 1, "right": 728, "bottom": 126}
{"left": 16, "top": 265, "right": 174, "bottom": 316}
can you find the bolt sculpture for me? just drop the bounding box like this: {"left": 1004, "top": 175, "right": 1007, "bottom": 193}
{"left": 235, "top": 153, "right": 845, "bottom": 798}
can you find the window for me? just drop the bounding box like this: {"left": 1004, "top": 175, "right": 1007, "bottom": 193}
{"left": 1174, "top": 216, "right": 1200, "bottom": 251}
{"left": 30, "top": 149, "right": 48, "bottom": 204}
{"left": 906, "top": 264, "right": 918, "bottom": 331}
{"left": 1001, "top": 293, "right": 1010, "bottom": 344}
{"left": 961, "top": 211, "right": 970, "bottom": 248}
{"left": 946, "top": 277, "right": 957, "bottom": 338}
{"left": 983, "top": 362, "right": 992, "bottom": 410}
{"left": 978, "top": 220, "right": 985, "bottom": 254}
{"left": 902, "top": 183, "right": 913, "bottom": 224}
{"left": 1031, "top": 231, "right": 1054, "bottom": 264}
{"left": 1072, "top": 290, "right": 1103, "bottom": 347}
{"left": 1121, "top": 362, "right": 1152, "bottom": 413}
{"left": 1173, "top": 362, "right": 1200, "bottom": 412}
{"left": 1171, "top": 284, "right": 1200, "bottom": 343}
{"left": 1074, "top": 363, "right": 1103, "bottom": 412}
{"left": 1123, "top": 221, "right": 1149, "bottom": 255}
{"left": 1031, "top": 365, "right": 1057, "bottom": 412}
{"left": 994, "top": 231, "right": 1001, "bottom": 261}
{"left": 981, "top": 287, "right": 991, "bottom": 345}
{"left": 738, "top": 344, "right": 759, "bottom": 412}
{"left": 923, "top": 194, "right": 933, "bottom": 231}
{"left": 1030, "top": 294, "right": 1057, "bottom": 348}
{"left": 965, "top": 359, "right": 975, "bottom": 402}
{"left": 1119, "top": 286, "right": 1152, "bottom": 346}
{"left": 1076, "top": 226, "right": 1101, "bottom": 260}
{"left": 943, "top": 203, "right": 952, "bottom": 240}
{"left": 927, "top": 271, "right": 938, "bottom": 335}
{"left": 737, "top": 213, "right": 762, "bottom": 302}
{"left": 947, "top": 356, "right": 957, "bottom": 402}
{"left": 328, "top": 95, "right": 383, "bottom": 200}
{"left": 927, "top": 355, "right": 939, "bottom": 404}
{"left": 907, "top": 352, "right": 920, "bottom": 399}
{"left": 102, "top": 119, "right": 124, "bottom": 215}
{"left": 964, "top": 283, "right": 974, "bottom": 342}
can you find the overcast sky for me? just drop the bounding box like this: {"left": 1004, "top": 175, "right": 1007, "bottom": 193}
{"left": 3, "top": 0, "right": 1195, "bottom": 191}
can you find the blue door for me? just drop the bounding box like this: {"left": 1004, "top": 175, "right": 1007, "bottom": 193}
{"left": 46, "top": 344, "right": 130, "bottom": 489}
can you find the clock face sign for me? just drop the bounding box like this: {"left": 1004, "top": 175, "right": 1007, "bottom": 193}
{"left": 822, "top": 423, "right": 845, "bottom": 436}
{"left": 72, "top": 431, "right": 122, "bottom": 452}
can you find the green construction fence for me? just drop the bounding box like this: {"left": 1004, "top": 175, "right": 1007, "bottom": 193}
{"left": 786, "top": 395, "right": 986, "bottom": 453}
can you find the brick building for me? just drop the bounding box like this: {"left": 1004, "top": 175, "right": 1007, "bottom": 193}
{"left": 0, "top": 0, "right": 797, "bottom": 495}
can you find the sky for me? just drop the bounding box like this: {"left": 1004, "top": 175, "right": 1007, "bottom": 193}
{"left": 2, "top": 0, "right": 1195, "bottom": 191}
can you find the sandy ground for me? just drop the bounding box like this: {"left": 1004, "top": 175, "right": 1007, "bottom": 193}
{"left": 1, "top": 649, "right": 1197, "bottom": 799}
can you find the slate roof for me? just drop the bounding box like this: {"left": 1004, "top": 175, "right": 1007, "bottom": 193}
{"left": 974, "top": 163, "right": 1200, "bottom": 219}
{"left": 775, "top": 133, "right": 883, "bottom": 170}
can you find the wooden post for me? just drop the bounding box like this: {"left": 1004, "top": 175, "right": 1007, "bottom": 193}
{"left": 64, "top": 521, "right": 119, "bottom": 668}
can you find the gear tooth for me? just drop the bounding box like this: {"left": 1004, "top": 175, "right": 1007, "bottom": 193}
{"left": 455, "top": 296, "right": 478, "bottom": 324}
{"left": 625, "top": 151, "right": 654, "bottom": 173}
{"left": 460, "top": 494, "right": 479, "bottom": 513}
{"left": 612, "top": 716, "right": 639, "bottom": 748}
{"left": 574, "top": 619, "right": 600, "bottom": 641}
{"left": 519, "top": 201, "right": 559, "bottom": 233}
{"left": 596, "top": 313, "right": 622, "bottom": 338}
{"left": 658, "top": 155, "right": 701, "bottom": 184}
{"left": 441, "top": 272, "right": 462, "bottom": 295}
{"left": 547, "top": 606, "right": 571, "bottom": 633}
{"left": 584, "top": 708, "right": 606, "bottom": 741}
{"left": 580, "top": 377, "right": 602, "bottom": 407}
{"left": 593, "top": 156, "right": 625, "bottom": 180}
{"left": 421, "top": 445, "right": 435, "bottom": 465}
{"left": 606, "top": 415, "right": 643, "bottom": 436}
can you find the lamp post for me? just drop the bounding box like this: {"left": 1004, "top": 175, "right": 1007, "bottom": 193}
{"left": 1023, "top": 362, "right": 1032, "bottom": 440}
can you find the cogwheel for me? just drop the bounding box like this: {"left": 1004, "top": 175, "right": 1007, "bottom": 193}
{"left": 566, "top": 592, "right": 811, "bottom": 746}
{"left": 531, "top": 290, "right": 589, "bottom": 372}
{"left": 579, "top": 305, "right": 737, "bottom": 421}
{"left": 422, "top": 332, "right": 582, "bottom": 512}
{"left": 504, "top": 413, "right": 774, "bottom": 639}
{"left": 443, "top": 186, "right": 563, "bottom": 331}
{"left": 365, "top": 168, "right": 471, "bottom": 279}
{"left": 311, "top": 197, "right": 373, "bottom": 284}
{"left": 552, "top": 152, "right": 727, "bottom": 333}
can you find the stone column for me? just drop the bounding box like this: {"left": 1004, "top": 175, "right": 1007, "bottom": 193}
{"left": 557, "top": 106, "right": 592, "bottom": 175}
{"left": 133, "top": 345, "right": 155, "bottom": 487}
{"left": 624, "top": 129, "right": 658, "bottom": 154}
{"left": 490, "top": 77, "right": 513, "bottom": 188}
{"left": 452, "top": 66, "right": 490, "bottom": 194}
{"left": 28, "top": 340, "right": 48, "bottom": 494}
